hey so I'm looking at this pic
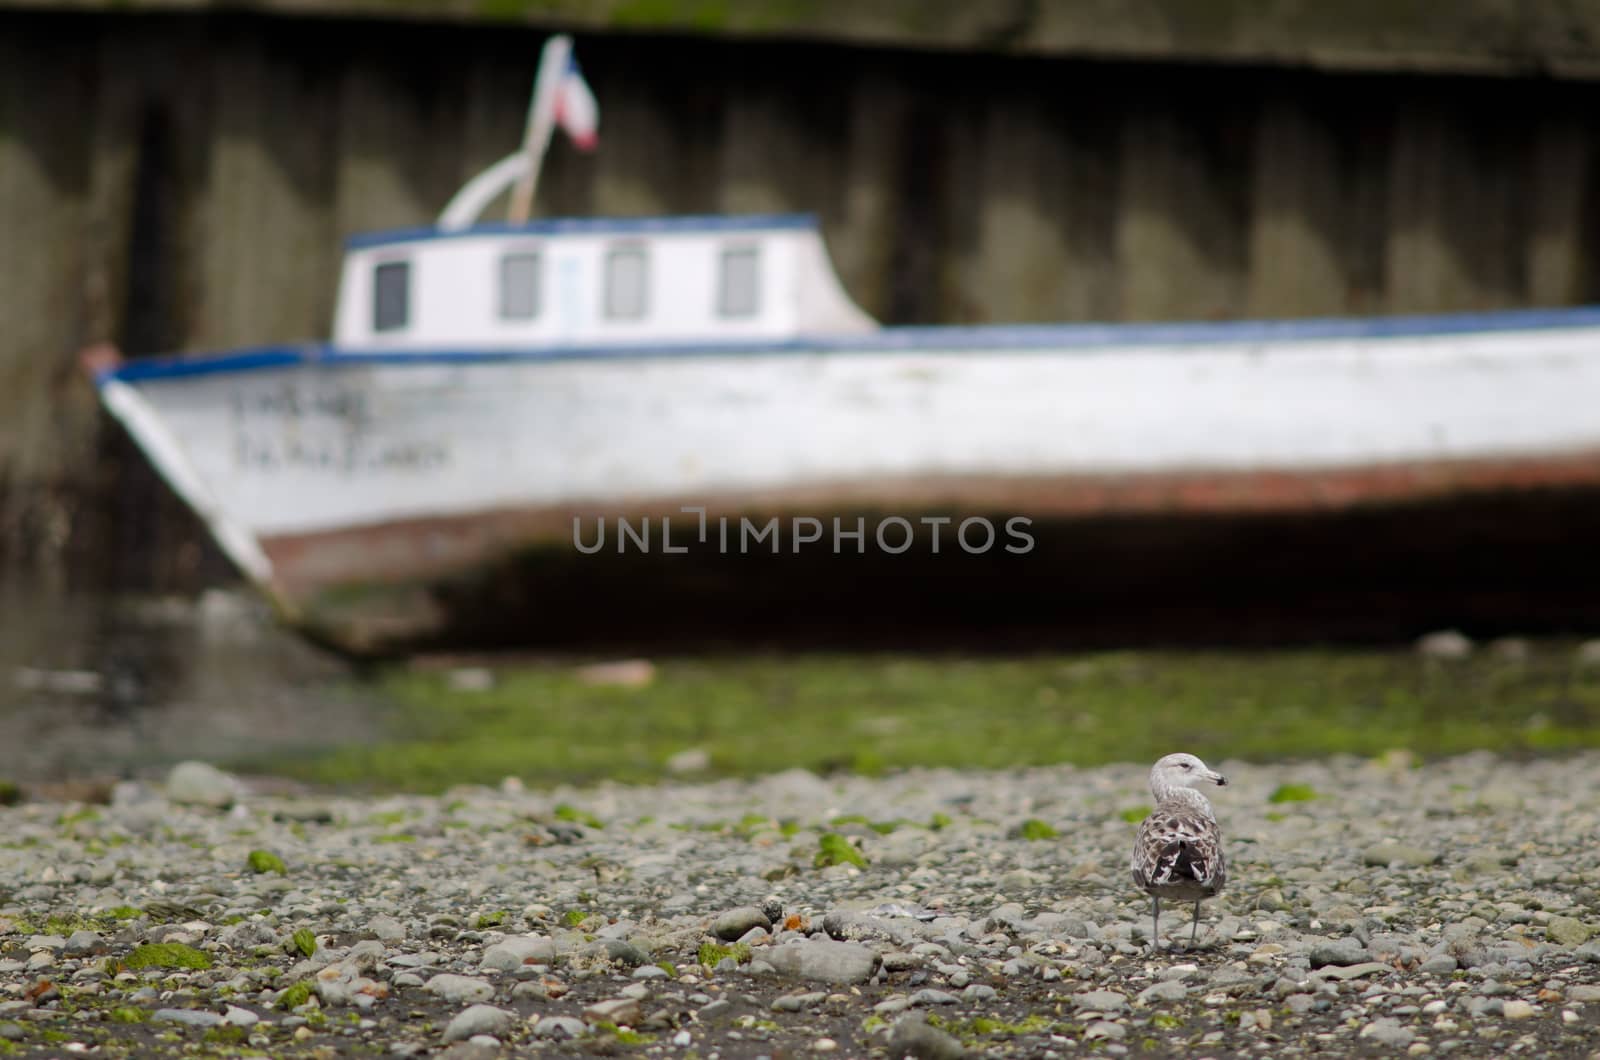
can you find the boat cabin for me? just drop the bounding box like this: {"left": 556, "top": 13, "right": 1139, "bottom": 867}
{"left": 332, "top": 214, "right": 877, "bottom": 351}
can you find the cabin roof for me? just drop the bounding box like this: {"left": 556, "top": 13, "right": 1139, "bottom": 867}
{"left": 345, "top": 212, "right": 819, "bottom": 251}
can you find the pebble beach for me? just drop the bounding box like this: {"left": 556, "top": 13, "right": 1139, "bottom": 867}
{"left": 3, "top": 752, "right": 1600, "bottom": 1058}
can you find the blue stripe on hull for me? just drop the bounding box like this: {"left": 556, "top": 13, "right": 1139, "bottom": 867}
{"left": 97, "top": 304, "right": 1600, "bottom": 385}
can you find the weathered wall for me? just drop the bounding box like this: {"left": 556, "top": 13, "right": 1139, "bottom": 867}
{"left": 3, "top": 10, "right": 1600, "bottom": 591}
{"left": 11, "top": 0, "right": 1600, "bottom": 80}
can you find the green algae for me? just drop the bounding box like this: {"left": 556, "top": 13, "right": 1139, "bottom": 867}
{"left": 1268, "top": 783, "right": 1320, "bottom": 803}
{"left": 246, "top": 849, "right": 288, "bottom": 875}
{"left": 277, "top": 980, "right": 314, "bottom": 1010}
{"left": 1018, "top": 818, "right": 1058, "bottom": 841}
{"left": 814, "top": 833, "right": 867, "bottom": 869}
{"left": 239, "top": 647, "right": 1600, "bottom": 792}
{"left": 123, "top": 943, "right": 213, "bottom": 971}
{"left": 697, "top": 941, "right": 751, "bottom": 967}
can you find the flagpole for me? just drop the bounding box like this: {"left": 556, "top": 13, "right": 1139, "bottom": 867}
{"left": 508, "top": 34, "right": 572, "bottom": 224}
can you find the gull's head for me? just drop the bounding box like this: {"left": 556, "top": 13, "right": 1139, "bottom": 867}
{"left": 1151, "top": 752, "right": 1227, "bottom": 793}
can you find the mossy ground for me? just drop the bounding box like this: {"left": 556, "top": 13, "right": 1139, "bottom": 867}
{"left": 120, "top": 943, "right": 212, "bottom": 971}
{"left": 241, "top": 647, "right": 1600, "bottom": 791}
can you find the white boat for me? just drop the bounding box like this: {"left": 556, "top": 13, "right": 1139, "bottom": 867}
{"left": 89, "top": 42, "right": 1600, "bottom": 654}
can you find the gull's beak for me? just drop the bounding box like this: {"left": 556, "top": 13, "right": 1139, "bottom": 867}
{"left": 1209, "top": 771, "right": 1228, "bottom": 787}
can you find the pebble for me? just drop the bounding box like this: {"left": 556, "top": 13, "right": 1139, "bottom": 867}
{"left": 582, "top": 998, "right": 641, "bottom": 1026}
{"left": 152, "top": 1009, "right": 225, "bottom": 1027}
{"left": 1360, "top": 1017, "right": 1415, "bottom": 1048}
{"left": 368, "top": 915, "right": 406, "bottom": 943}
{"left": 909, "top": 988, "right": 958, "bottom": 1006}
{"left": 772, "top": 991, "right": 827, "bottom": 1012}
{"left": 1137, "top": 980, "right": 1188, "bottom": 1004}
{"left": 479, "top": 935, "right": 556, "bottom": 971}
{"left": 1548, "top": 916, "right": 1596, "bottom": 947}
{"left": 424, "top": 975, "right": 495, "bottom": 1004}
{"left": 441, "top": 1005, "right": 515, "bottom": 1043}
{"left": 531, "top": 1015, "right": 586, "bottom": 1040}
{"left": 713, "top": 906, "right": 772, "bottom": 941}
{"left": 164, "top": 760, "right": 239, "bottom": 807}
{"left": 1309, "top": 937, "right": 1368, "bottom": 967}
{"left": 765, "top": 940, "right": 878, "bottom": 984}
{"left": 886, "top": 1014, "right": 966, "bottom": 1060}
{"left": 1072, "top": 988, "right": 1128, "bottom": 1013}
{"left": 1362, "top": 842, "right": 1439, "bottom": 867}
{"left": 0, "top": 752, "right": 1594, "bottom": 1057}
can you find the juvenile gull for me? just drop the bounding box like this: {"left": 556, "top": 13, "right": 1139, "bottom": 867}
{"left": 1130, "top": 752, "right": 1228, "bottom": 949}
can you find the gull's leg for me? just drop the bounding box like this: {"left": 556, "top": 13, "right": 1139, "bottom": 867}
{"left": 1150, "top": 896, "right": 1161, "bottom": 951}
{"left": 1189, "top": 901, "right": 1202, "bottom": 947}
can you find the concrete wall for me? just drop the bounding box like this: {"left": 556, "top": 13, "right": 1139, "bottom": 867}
{"left": 4, "top": 10, "right": 1600, "bottom": 590}
{"left": 12, "top": 0, "right": 1600, "bottom": 80}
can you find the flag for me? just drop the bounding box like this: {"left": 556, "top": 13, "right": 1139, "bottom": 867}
{"left": 554, "top": 55, "right": 599, "bottom": 151}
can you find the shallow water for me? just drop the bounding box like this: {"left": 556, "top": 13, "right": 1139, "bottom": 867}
{"left": 0, "top": 578, "right": 372, "bottom": 783}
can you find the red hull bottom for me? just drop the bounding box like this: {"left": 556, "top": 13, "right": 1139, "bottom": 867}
{"left": 257, "top": 452, "right": 1600, "bottom": 655}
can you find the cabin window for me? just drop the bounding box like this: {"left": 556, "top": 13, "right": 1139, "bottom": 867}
{"left": 718, "top": 245, "right": 761, "bottom": 318}
{"left": 499, "top": 251, "right": 542, "bottom": 320}
{"left": 604, "top": 245, "right": 649, "bottom": 320}
{"left": 372, "top": 260, "right": 410, "bottom": 332}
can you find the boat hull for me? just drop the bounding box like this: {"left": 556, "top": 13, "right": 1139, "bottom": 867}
{"left": 95, "top": 314, "right": 1600, "bottom": 653}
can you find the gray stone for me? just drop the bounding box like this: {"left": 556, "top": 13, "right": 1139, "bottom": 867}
{"left": 583, "top": 998, "right": 642, "bottom": 1026}
{"left": 438, "top": 1043, "right": 499, "bottom": 1060}
{"left": 165, "top": 761, "right": 239, "bottom": 808}
{"left": 480, "top": 935, "right": 557, "bottom": 971}
{"left": 697, "top": 999, "right": 732, "bottom": 1020}
{"left": 1312, "top": 961, "right": 1392, "bottom": 981}
{"left": 442, "top": 1005, "right": 515, "bottom": 1043}
{"left": 1136, "top": 980, "right": 1188, "bottom": 1004}
{"left": 1567, "top": 984, "right": 1600, "bottom": 1002}
{"left": 765, "top": 940, "right": 878, "bottom": 985}
{"left": 1416, "top": 630, "right": 1472, "bottom": 659}
{"left": 584, "top": 939, "right": 649, "bottom": 967}
{"left": 63, "top": 930, "right": 107, "bottom": 956}
{"left": 368, "top": 915, "right": 406, "bottom": 943}
{"left": 152, "top": 1008, "right": 225, "bottom": 1027}
{"left": 424, "top": 974, "right": 495, "bottom": 1004}
{"left": 962, "top": 984, "right": 997, "bottom": 1002}
{"left": 1071, "top": 989, "right": 1128, "bottom": 1012}
{"left": 1308, "top": 937, "right": 1368, "bottom": 967}
{"left": 771, "top": 991, "right": 827, "bottom": 1012}
{"left": 533, "top": 1015, "right": 587, "bottom": 1040}
{"left": 1359, "top": 1018, "right": 1414, "bottom": 1048}
{"left": 222, "top": 1006, "right": 260, "bottom": 1027}
{"left": 219, "top": 921, "right": 277, "bottom": 950}
{"left": 1362, "top": 842, "right": 1439, "bottom": 867}
{"left": 1084, "top": 1020, "right": 1127, "bottom": 1041}
{"left": 887, "top": 1014, "right": 967, "bottom": 1060}
{"left": 823, "top": 910, "right": 925, "bottom": 947}
{"left": 910, "top": 989, "right": 959, "bottom": 1006}
{"left": 712, "top": 906, "right": 771, "bottom": 941}
{"left": 1546, "top": 915, "right": 1595, "bottom": 947}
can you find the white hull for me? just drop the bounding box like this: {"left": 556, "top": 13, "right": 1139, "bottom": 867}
{"left": 108, "top": 324, "right": 1600, "bottom": 542}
